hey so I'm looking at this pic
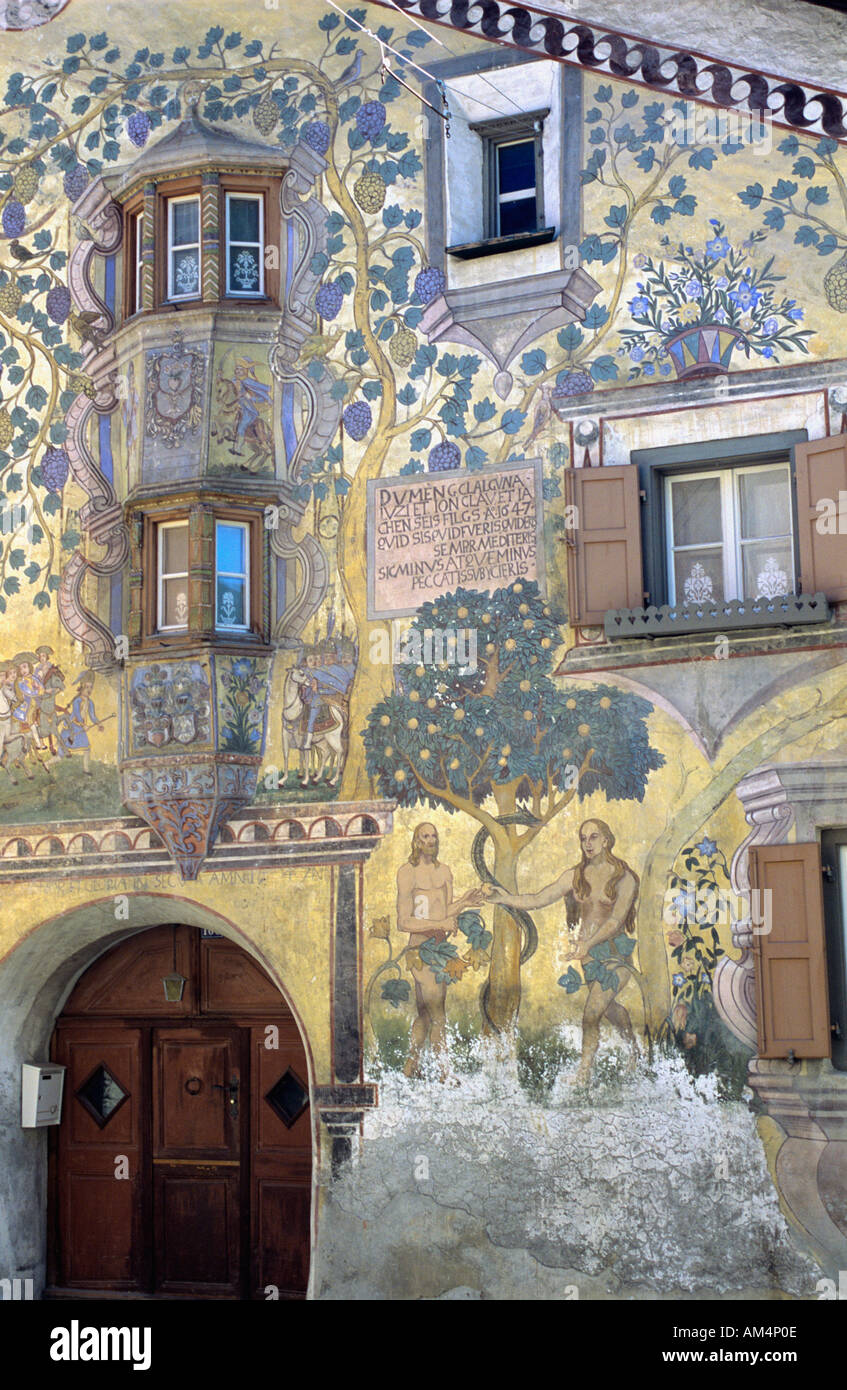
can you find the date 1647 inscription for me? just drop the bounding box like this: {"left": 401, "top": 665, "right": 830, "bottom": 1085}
{"left": 367, "top": 460, "right": 544, "bottom": 617}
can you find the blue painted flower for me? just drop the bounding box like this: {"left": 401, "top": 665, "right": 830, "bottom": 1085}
{"left": 762, "top": 345, "right": 774, "bottom": 357}
{"left": 684, "top": 278, "right": 703, "bottom": 299}
{"left": 700, "top": 971, "right": 711, "bottom": 984}
{"left": 715, "top": 307, "right": 729, "bottom": 323}
{"left": 762, "top": 316, "right": 779, "bottom": 336}
{"left": 660, "top": 363, "right": 672, "bottom": 376}
{"left": 673, "top": 973, "right": 686, "bottom": 987}
{"left": 673, "top": 890, "right": 695, "bottom": 916}
{"left": 715, "top": 276, "right": 729, "bottom": 289}
{"left": 642, "top": 362, "right": 655, "bottom": 375}
{"left": 629, "top": 344, "right": 645, "bottom": 362}
{"left": 695, "top": 836, "right": 718, "bottom": 858}
{"left": 232, "top": 658, "right": 253, "bottom": 678}
{"left": 709, "top": 218, "right": 720, "bottom": 226}
{"left": 629, "top": 295, "right": 650, "bottom": 316}
{"left": 789, "top": 307, "right": 804, "bottom": 320}
{"left": 729, "top": 281, "right": 761, "bottom": 310}
{"left": 705, "top": 235, "right": 730, "bottom": 258}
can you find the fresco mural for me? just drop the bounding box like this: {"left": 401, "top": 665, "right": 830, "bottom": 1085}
{"left": 208, "top": 345, "right": 274, "bottom": 476}
{"left": 0, "top": 0, "right": 844, "bottom": 1305}
{"left": 127, "top": 660, "right": 213, "bottom": 753}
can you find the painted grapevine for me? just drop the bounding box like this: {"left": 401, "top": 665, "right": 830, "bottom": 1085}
{"left": 0, "top": 17, "right": 833, "bottom": 790}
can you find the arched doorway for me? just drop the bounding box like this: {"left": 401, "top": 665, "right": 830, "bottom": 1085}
{"left": 47, "top": 924, "right": 312, "bottom": 1299}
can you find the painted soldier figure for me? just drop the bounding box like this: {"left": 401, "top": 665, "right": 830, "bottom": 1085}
{"left": 11, "top": 651, "right": 46, "bottom": 750}
{"left": 230, "top": 357, "right": 271, "bottom": 457}
{"left": 60, "top": 671, "right": 103, "bottom": 774}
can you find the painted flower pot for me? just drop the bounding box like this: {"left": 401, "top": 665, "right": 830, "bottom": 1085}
{"left": 664, "top": 324, "right": 744, "bottom": 380}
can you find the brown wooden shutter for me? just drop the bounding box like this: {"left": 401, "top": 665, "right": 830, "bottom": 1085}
{"left": 794, "top": 434, "right": 847, "bottom": 601}
{"left": 749, "top": 842, "right": 831, "bottom": 1059}
{"left": 563, "top": 464, "right": 643, "bottom": 625}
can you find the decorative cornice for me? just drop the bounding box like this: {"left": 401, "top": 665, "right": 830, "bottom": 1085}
{"left": 0, "top": 801, "right": 395, "bottom": 883}
{"left": 379, "top": 1, "right": 847, "bottom": 140}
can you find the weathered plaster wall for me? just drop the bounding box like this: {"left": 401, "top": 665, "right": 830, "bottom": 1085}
{"left": 317, "top": 1050, "right": 819, "bottom": 1300}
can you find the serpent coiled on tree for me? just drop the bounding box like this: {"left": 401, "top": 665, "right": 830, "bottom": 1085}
{"left": 471, "top": 811, "right": 540, "bottom": 1033}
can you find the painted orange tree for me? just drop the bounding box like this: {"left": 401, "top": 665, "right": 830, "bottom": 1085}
{"left": 362, "top": 579, "right": 664, "bottom": 1035}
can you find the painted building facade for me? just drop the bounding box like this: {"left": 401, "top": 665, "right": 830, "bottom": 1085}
{"left": 0, "top": 0, "right": 845, "bottom": 1301}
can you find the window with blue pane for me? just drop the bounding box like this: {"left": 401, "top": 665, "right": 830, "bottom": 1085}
{"left": 469, "top": 110, "right": 547, "bottom": 244}
{"left": 216, "top": 521, "right": 250, "bottom": 630}
{"left": 496, "top": 139, "right": 538, "bottom": 237}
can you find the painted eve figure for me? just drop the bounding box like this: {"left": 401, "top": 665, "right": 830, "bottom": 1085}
{"left": 396, "top": 822, "right": 479, "bottom": 1079}
{"left": 485, "top": 819, "right": 640, "bottom": 1085}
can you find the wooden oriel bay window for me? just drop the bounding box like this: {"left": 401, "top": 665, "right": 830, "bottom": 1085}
{"left": 127, "top": 499, "right": 268, "bottom": 648}
{"left": 122, "top": 173, "right": 280, "bottom": 316}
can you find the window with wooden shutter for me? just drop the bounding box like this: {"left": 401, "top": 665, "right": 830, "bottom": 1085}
{"left": 821, "top": 830, "right": 847, "bottom": 1073}
{"left": 794, "top": 434, "right": 847, "bottom": 602}
{"left": 750, "top": 842, "right": 831, "bottom": 1060}
{"left": 563, "top": 464, "right": 643, "bottom": 626}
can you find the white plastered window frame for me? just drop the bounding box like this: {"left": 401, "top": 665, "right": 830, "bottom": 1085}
{"left": 441, "top": 58, "right": 563, "bottom": 285}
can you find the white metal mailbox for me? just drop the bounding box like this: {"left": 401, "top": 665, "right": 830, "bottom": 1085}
{"left": 21, "top": 1062, "right": 66, "bottom": 1128}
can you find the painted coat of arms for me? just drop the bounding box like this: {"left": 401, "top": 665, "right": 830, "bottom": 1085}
{"left": 145, "top": 333, "right": 206, "bottom": 448}
{"left": 129, "top": 661, "right": 212, "bottom": 752}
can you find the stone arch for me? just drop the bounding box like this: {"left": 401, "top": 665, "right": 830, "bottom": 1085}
{"left": 0, "top": 892, "right": 317, "bottom": 1297}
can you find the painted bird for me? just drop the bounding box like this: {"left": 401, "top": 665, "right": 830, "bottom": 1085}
{"left": 69, "top": 309, "right": 107, "bottom": 350}
{"left": 294, "top": 329, "right": 343, "bottom": 368}
{"left": 524, "top": 383, "right": 554, "bottom": 448}
{"left": 9, "top": 240, "right": 35, "bottom": 263}
{"left": 336, "top": 49, "right": 363, "bottom": 88}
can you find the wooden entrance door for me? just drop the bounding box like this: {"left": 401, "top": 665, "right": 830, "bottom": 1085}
{"left": 152, "top": 1026, "right": 244, "bottom": 1297}
{"left": 51, "top": 1026, "right": 144, "bottom": 1291}
{"left": 48, "top": 926, "right": 312, "bottom": 1299}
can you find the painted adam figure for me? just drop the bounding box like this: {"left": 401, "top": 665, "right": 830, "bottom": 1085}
{"left": 486, "top": 819, "right": 640, "bottom": 1085}
{"left": 396, "top": 822, "right": 479, "bottom": 1079}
